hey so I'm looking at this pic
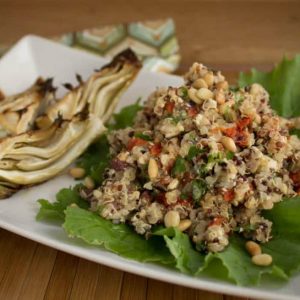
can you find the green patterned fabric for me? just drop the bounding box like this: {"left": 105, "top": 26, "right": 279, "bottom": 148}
{"left": 0, "top": 18, "right": 180, "bottom": 73}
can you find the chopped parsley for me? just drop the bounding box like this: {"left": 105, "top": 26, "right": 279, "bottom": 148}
{"left": 170, "top": 116, "right": 182, "bottom": 124}
{"left": 197, "top": 165, "right": 208, "bottom": 177}
{"left": 234, "top": 92, "right": 244, "bottom": 110}
{"left": 194, "top": 151, "right": 231, "bottom": 177}
{"left": 186, "top": 146, "right": 205, "bottom": 161}
{"left": 234, "top": 224, "right": 257, "bottom": 233}
{"left": 192, "top": 179, "right": 207, "bottom": 205}
{"left": 207, "top": 152, "right": 222, "bottom": 164}
{"left": 172, "top": 157, "right": 187, "bottom": 175}
{"left": 226, "top": 151, "right": 235, "bottom": 160}
{"left": 170, "top": 111, "right": 187, "bottom": 123}
{"left": 134, "top": 132, "right": 152, "bottom": 141}
{"left": 178, "top": 86, "right": 188, "bottom": 100}
{"left": 180, "top": 192, "right": 189, "bottom": 200}
{"left": 224, "top": 106, "right": 233, "bottom": 122}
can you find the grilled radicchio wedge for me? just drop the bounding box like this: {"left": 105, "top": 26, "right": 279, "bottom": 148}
{"left": 0, "top": 49, "right": 141, "bottom": 198}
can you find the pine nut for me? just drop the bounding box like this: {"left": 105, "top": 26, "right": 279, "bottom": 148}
{"left": 177, "top": 219, "right": 192, "bottom": 231}
{"left": 220, "top": 136, "right": 237, "bottom": 152}
{"left": 216, "top": 81, "right": 229, "bottom": 90}
{"left": 164, "top": 210, "right": 180, "bottom": 228}
{"left": 252, "top": 254, "right": 272, "bottom": 266}
{"left": 165, "top": 190, "right": 180, "bottom": 204}
{"left": 262, "top": 199, "right": 274, "bottom": 210}
{"left": 167, "top": 178, "right": 179, "bottom": 190}
{"left": 254, "top": 114, "right": 261, "bottom": 124}
{"left": 148, "top": 158, "right": 158, "bottom": 180}
{"left": 196, "top": 88, "right": 213, "bottom": 100}
{"left": 188, "top": 88, "right": 202, "bottom": 104}
{"left": 118, "top": 151, "right": 129, "bottom": 161}
{"left": 192, "top": 78, "right": 208, "bottom": 89}
{"left": 203, "top": 72, "right": 214, "bottom": 87}
{"left": 215, "top": 90, "right": 225, "bottom": 104}
{"left": 69, "top": 167, "right": 85, "bottom": 179}
{"left": 93, "top": 189, "right": 102, "bottom": 198}
{"left": 245, "top": 241, "right": 261, "bottom": 256}
{"left": 250, "top": 83, "right": 264, "bottom": 95}
{"left": 84, "top": 176, "right": 95, "bottom": 189}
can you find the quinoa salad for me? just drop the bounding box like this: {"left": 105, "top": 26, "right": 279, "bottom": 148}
{"left": 79, "top": 62, "right": 300, "bottom": 259}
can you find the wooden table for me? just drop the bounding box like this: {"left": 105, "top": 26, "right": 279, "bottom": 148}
{"left": 0, "top": 0, "right": 300, "bottom": 299}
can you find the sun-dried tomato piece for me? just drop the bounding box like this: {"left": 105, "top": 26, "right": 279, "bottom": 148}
{"left": 165, "top": 101, "right": 175, "bottom": 114}
{"left": 177, "top": 198, "right": 192, "bottom": 207}
{"left": 209, "top": 216, "right": 225, "bottom": 226}
{"left": 150, "top": 143, "right": 162, "bottom": 156}
{"left": 237, "top": 117, "right": 252, "bottom": 130}
{"left": 235, "top": 130, "right": 250, "bottom": 147}
{"left": 127, "top": 137, "right": 148, "bottom": 150}
{"left": 223, "top": 189, "right": 234, "bottom": 202}
{"left": 222, "top": 127, "right": 237, "bottom": 138}
{"left": 187, "top": 106, "right": 198, "bottom": 117}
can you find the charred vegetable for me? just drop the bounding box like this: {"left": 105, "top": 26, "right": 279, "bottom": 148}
{"left": 0, "top": 49, "right": 141, "bottom": 198}
{"left": 36, "top": 49, "right": 141, "bottom": 128}
{"left": 0, "top": 78, "right": 55, "bottom": 137}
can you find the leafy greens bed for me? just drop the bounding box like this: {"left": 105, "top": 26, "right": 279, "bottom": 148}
{"left": 37, "top": 55, "right": 300, "bottom": 286}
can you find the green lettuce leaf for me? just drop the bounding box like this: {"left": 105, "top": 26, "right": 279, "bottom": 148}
{"left": 262, "top": 197, "right": 300, "bottom": 276}
{"left": 159, "top": 228, "right": 284, "bottom": 286}
{"left": 61, "top": 197, "right": 296, "bottom": 286}
{"left": 239, "top": 55, "right": 300, "bottom": 118}
{"left": 208, "top": 196, "right": 300, "bottom": 284}
{"left": 108, "top": 98, "right": 142, "bottom": 130}
{"left": 161, "top": 198, "right": 300, "bottom": 286}
{"left": 164, "top": 229, "right": 205, "bottom": 274}
{"left": 36, "top": 186, "right": 88, "bottom": 222}
{"left": 199, "top": 237, "right": 286, "bottom": 286}
{"left": 76, "top": 135, "right": 110, "bottom": 184}
{"left": 63, "top": 206, "right": 174, "bottom": 264}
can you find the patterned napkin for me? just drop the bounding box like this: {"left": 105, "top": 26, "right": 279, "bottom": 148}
{"left": 0, "top": 18, "right": 180, "bottom": 73}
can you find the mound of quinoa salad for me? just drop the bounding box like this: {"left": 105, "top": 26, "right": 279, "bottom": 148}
{"left": 84, "top": 63, "right": 300, "bottom": 254}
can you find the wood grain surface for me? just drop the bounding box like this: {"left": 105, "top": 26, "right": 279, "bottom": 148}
{"left": 0, "top": 0, "right": 300, "bottom": 299}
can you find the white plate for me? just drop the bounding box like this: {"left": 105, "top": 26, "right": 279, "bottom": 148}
{"left": 0, "top": 35, "right": 298, "bottom": 300}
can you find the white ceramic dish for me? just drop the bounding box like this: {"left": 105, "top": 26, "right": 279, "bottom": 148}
{"left": 0, "top": 35, "right": 298, "bottom": 300}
